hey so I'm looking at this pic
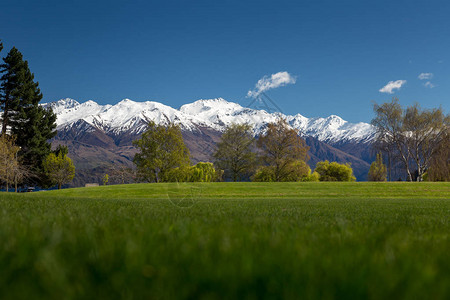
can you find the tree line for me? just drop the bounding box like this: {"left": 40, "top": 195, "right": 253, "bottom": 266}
{"left": 0, "top": 41, "right": 75, "bottom": 191}
{"left": 133, "top": 98, "right": 448, "bottom": 183}
{"left": 133, "top": 118, "right": 356, "bottom": 183}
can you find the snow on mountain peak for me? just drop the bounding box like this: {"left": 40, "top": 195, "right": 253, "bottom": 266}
{"left": 45, "top": 98, "right": 79, "bottom": 113}
{"left": 83, "top": 100, "right": 99, "bottom": 106}
{"left": 45, "top": 97, "right": 375, "bottom": 143}
{"left": 59, "top": 98, "right": 79, "bottom": 106}
{"left": 180, "top": 98, "right": 241, "bottom": 114}
{"left": 117, "top": 98, "right": 135, "bottom": 105}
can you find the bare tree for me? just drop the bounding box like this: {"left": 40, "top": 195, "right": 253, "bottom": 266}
{"left": 109, "top": 165, "right": 136, "bottom": 185}
{"left": 426, "top": 129, "right": 449, "bottom": 181}
{"left": 404, "top": 104, "right": 449, "bottom": 181}
{"left": 372, "top": 98, "right": 449, "bottom": 181}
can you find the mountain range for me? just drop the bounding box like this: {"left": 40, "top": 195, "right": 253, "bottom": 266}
{"left": 43, "top": 98, "right": 376, "bottom": 186}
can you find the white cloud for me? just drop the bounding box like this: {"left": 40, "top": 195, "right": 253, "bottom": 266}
{"left": 424, "top": 81, "right": 435, "bottom": 88}
{"left": 379, "top": 80, "right": 407, "bottom": 94}
{"left": 418, "top": 73, "right": 433, "bottom": 80}
{"left": 247, "top": 71, "right": 296, "bottom": 98}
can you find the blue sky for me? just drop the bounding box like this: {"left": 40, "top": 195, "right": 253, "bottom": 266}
{"left": 1, "top": 0, "right": 449, "bottom": 123}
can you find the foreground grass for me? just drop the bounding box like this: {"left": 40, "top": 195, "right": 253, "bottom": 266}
{"left": 0, "top": 182, "right": 449, "bottom": 299}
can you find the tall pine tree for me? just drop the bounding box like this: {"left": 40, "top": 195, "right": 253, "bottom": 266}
{"left": 0, "top": 46, "right": 57, "bottom": 185}
{"left": 0, "top": 47, "right": 23, "bottom": 135}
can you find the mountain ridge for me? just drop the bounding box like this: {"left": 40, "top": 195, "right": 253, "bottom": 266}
{"left": 43, "top": 97, "right": 375, "bottom": 144}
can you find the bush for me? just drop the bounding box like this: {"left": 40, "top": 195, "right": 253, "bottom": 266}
{"left": 189, "top": 162, "right": 216, "bottom": 182}
{"left": 252, "top": 160, "right": 313, "bottom": 182}
{"left": 252, "top": 166, "right": 276, "bottom": 182}
{"left": 314, "top": 160, "right": 356, "bottom": 182}
{"left": 164, "top": 167, "right": 191, "bottom": 182}
{"left": 164, "top": 162, "right": 217, "bottom": 182}
{"left": 302, "top": 171, "right": 320, "bottom": 182}
{"left": 283, "top": 160, "right": 311, "bottom": 182}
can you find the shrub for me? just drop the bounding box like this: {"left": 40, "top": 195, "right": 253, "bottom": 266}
{"left": 164, "top": 162, "right": 217, "bottom": 182}
{"left": 252, "top": 166, "right": 276, "bottom": 182}
{"left": 252, "top": 160, "right": 312, "bottom": 182}
{"left": 302, "top": 171, "right": 320, "bottom": 182}
{"left": 314, "top": 160, "right": 356, "bottom": 182}
{"left": 189, "top": 162, "right": 216, "bottom": 182}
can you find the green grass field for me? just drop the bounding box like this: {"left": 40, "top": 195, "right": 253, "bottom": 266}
{"left": 0, "top": 182, "right": 449, "bottom": 299}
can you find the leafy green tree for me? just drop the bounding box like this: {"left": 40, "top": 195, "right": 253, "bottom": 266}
{"left": 314, "top": 160, "right": 356, "bottom": 181}
{"left": 368, "top": 153, "right": 387, "bottom": 181}
{"left": 213, "top": 123, "right": 256, "bottom": 181}
{"left": 257, "top": 118, "right": 309, "bottom": 181}
{"left": 43, "top": 152, "right": 75, "bottom": 189}
{"left": 133, "top": 121, "right": 190, "bottom": 183}
{"left": 0, "top": 135, "right": 20, "bottom": 192}
{"left": 0, "top": 47, "right": 57, "bottom": 185}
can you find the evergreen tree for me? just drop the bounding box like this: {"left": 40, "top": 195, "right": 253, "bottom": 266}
{"left": 53, "top": 144, "right": 69, "bottom": 156}
{"left": 0, "top": 47, "right": 23, "bottom": 135}
{"left": 368, "top": 153, "right": 387, "bottom": 181}
{"left": 0, "top": 47, "right": 57, "bottom": 185}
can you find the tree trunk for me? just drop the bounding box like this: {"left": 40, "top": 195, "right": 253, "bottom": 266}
{"left": 387, "top": 150, "right": 392, "bottom": 182}
{"left": 58, "top": 183, "right": 61, "bottom": 190}
{"left": 1, "top": 97, "right": 9, "bottom": 136}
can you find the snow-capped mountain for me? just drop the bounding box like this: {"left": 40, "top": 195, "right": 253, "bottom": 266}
{"left": 43, "top": 97, "right": 375, "bottom": 143}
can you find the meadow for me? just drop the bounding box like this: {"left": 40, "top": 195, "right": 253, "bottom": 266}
{"left": 0, "top": 182, "right": 449, "bottom": 299}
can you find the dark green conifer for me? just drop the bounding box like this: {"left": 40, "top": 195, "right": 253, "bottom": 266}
{"left": 0, "top": 46, "right": 57, "bottom": 185}
{"left": 0, "top": 47, "right": 24, "bottom": 135}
